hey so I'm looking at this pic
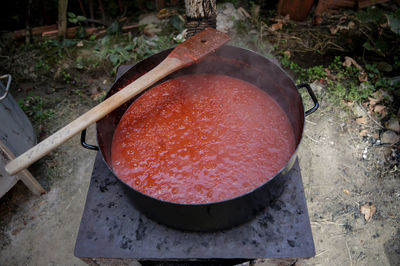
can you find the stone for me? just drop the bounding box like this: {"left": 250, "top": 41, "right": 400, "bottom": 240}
{"left": 217, "top": 3, "right": 244, "bottom": 33}
{"left": 139, "top": 14, "right": 161, "bottom": 26}
{"left": 353, "top": 103, "right": 366, "bottom": 117}
{"left": 310, "top": 81, "right": 324, "bottom": 94}
{"left": 385, "top": 118, "right": 400, "bottom": 133}
{"left": 381, "top": 130, "right": 400, "bottom": 144}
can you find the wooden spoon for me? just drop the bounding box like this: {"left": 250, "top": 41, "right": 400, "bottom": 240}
{"left": 5, "top": 28, "right": 230, "bottom": 176}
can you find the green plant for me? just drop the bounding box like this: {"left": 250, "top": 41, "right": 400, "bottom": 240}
{"left": 17, "top": 94, "right": 54, "bottom": 123}
{"left": 347, "top": 82, "right": 374, "bottom": 102}
{"left": 72, "top": 89, "right": 82, "bottom": 95}
{"left": 68, "top": 12, "right": 87, "bottom": 38}
{"left": 75, "top": 56, "right": 84, "bottom": 69}
{"left": 35, "top": 59, "right": 50, "bottom": 71}
{"left": 355, "top": 7, "right": 400, "bottom": 57}
{"left": 280, "top": 55, "right": 326, "bottom": 82}
{"left": 62, "top": 71, "right": 73, "bottom": 83}
{"left": 280, "top": 54, "right": 382, "bottom": 102}
{"left": 94, "top": 33, "right": 175, "bottom": 75}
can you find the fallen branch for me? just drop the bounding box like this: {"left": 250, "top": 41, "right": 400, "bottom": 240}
{"left": 13, "top": 24, "right": 57, "bottom": 40}
{"left": 41, "top": 24, "right": 139, "bottom": 39}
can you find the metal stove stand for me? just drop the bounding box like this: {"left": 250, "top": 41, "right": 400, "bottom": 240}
{"left": 75, "top": 153, "right": 314, "bottom": 266}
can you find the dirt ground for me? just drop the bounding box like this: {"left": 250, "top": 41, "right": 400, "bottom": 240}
{"left": 0, "top": 32, "right": 399, "bottom": 266}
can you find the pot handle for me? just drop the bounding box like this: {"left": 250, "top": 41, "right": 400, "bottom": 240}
{"left": 0, "top": 74, "right": 12, "bottom": 101}
{"left": 80, "top": 129, "right": 99, "bottom": 151}
{"left": 297, "top": 83, "right": 319, "bottom": 116}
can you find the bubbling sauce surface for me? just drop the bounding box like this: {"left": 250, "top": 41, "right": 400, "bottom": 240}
{"left": 111, "top": 74, "right": 295, "bottom": 204}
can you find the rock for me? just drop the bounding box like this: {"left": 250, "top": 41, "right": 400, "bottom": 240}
{"left": 139, "top": 14, "right": 161, "bottom": 26}
{"left": 385, "top": 118, "right": 400, "bottom": 133}
{"left": 217, "top": 3, "right": 245, "bottom": 33}
{"left": 143, "top": 24, "right": 161, "bottom": 36}
{"left": 353, "top": 103, "right": 366, "bottom": 117}
{"left": 310, "top": 81, "right": 324, "bottom": 94}
{"left": 381, "top": 146, "right": 393, "bottom": 158}
{"left": 381, "top": 130, "right": 400, "bottom": 144}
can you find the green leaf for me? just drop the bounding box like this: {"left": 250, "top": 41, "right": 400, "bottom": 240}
{"left": 109, "top": 54, "right": 119, "bottom": 65}
{"left": 76, "top": 26, "right": 86, "bottom": 39}
{"left": 77, "top": 15, "right": 87, "bottom": 22}
{"left": 68, "top": 12, "right": 76, "bottom": 18}
{"left": 106, "top": 21, "right": 121, "bottom": 35}
{"left": 363, "top": 41, "right": 385, "bottom": 57}
{"left": 356, "top": 7, "right": 385, "bottom": 24}
{"left": 61, "top": 39, "right": 77, "bottom": 47}
{"left": 169, "top": 15, "right": 185, "bottom": 32}
{"left": 387, "top": 15, "right": 400, "bottom": 35}
{"left": 363, "top": 41, "right": 374, "bottom": 51}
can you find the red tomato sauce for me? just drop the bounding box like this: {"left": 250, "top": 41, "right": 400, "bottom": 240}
{"left": 112, "top": 74, "right": 295, "bottom": 204}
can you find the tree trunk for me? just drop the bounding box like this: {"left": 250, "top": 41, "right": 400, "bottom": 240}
{"left": 89, "top": 0, "right": 95, "bottom": 27}
{"left": 25, "top": 0, "right": 33, "bottom": 44}
{"left": 97, "top": 0, "right": 106, "bottom": 23}
{"left": 57, "top": 0, "right": 69, "bottom": 39}
{"left": 185, "top": 0, "right": 217, "bottom": 38}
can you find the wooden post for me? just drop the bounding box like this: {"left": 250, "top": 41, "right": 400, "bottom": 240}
{"left": 185, "top": 0, "right": 217, "bottom": 38}
{"left": 57, "top": 0, "right": 69, "bottom": 39}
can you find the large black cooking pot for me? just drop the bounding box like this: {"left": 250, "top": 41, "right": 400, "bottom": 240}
{"left": 81, "top": 45, "right": 318, "bottom": 231}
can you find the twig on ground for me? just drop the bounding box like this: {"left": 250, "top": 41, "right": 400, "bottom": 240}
{"left": 315, "top": 250, "right": 328, "bottom": 257}
{"left": 305, "top": 134, "right": 320, "bottom": 143}
{"left": 365, "top": 111, "right": 384, "bottom": 129}
{"left": 345, "top": 240, "right": 353, "bottom": 266}
{"left": 306, "top": 119, "right": 317, "bottom": 125}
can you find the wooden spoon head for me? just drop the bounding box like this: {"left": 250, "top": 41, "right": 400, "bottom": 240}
{"left": 168, "top": 28, "right": 230, "bottom": 67}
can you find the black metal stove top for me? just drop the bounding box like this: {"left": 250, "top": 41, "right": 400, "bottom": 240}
{"left": 74, "top": 153, "right": 315, "bottom": 260}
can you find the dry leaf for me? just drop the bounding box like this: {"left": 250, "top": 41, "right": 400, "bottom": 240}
{"left": 372, "top": 90, "right": 382, "bottom": 98}
{"left": 343, "top": 56, "right": 363, "bottom": 71}
{"left": 90, "top": 91, "right": 106, "bottom": 101}
{"left": 238, "top": 7, "right": 250, "bottom": 18}
{"left": 374, "top": 105, "right": 386, "bottom": 115}
{"left": 343, "top": 57, "right": 352, "bottom": 68}
{"left": 90, "top": 87, "right": 106, "bottom": 101}
{"left": 368, "top": 95, "right": 383, "bottom": 107}
{"left": 346, "top": 100, "right": 355, "bottom": 107}
{"left": 270, "top": 22, "right": 283, "bottom": 31}
{"left": 360, "top": 203, "right": 376, "bottom": 222}
{"left": 380, "top": 22, "right": 388, "bottom": 28}
{"left": 348, "top": 21, "right": 355, "bottom": 29}
{"left": 313, "top": 15, "right": 323, "bottom": 25}
{"left": 325, "top": 68, "right": 337, "bottom": 80}
{"left": 330, "top": 26, "right": 339, "bottom": 35}
{"left": 343, "top": 189, "right": 350, "bottom": 195}
{"left": 360, "top": 129, "right": 368, "bottom": 137}
{"left": 358, "top": 71, "right": 368, "bottom": 82}
{"left": 157, "top": 8, "right": 176, "bottom": 19}
{"left": 283, "top": 50, "right": 291, "bottom": 58}
{"left": 356, "top": 116, "right": 368, "bottom": 125}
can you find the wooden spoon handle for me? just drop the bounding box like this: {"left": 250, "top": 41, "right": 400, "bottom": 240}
{"left": 5, "top": 57, "right": 181, "bottom": 176}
